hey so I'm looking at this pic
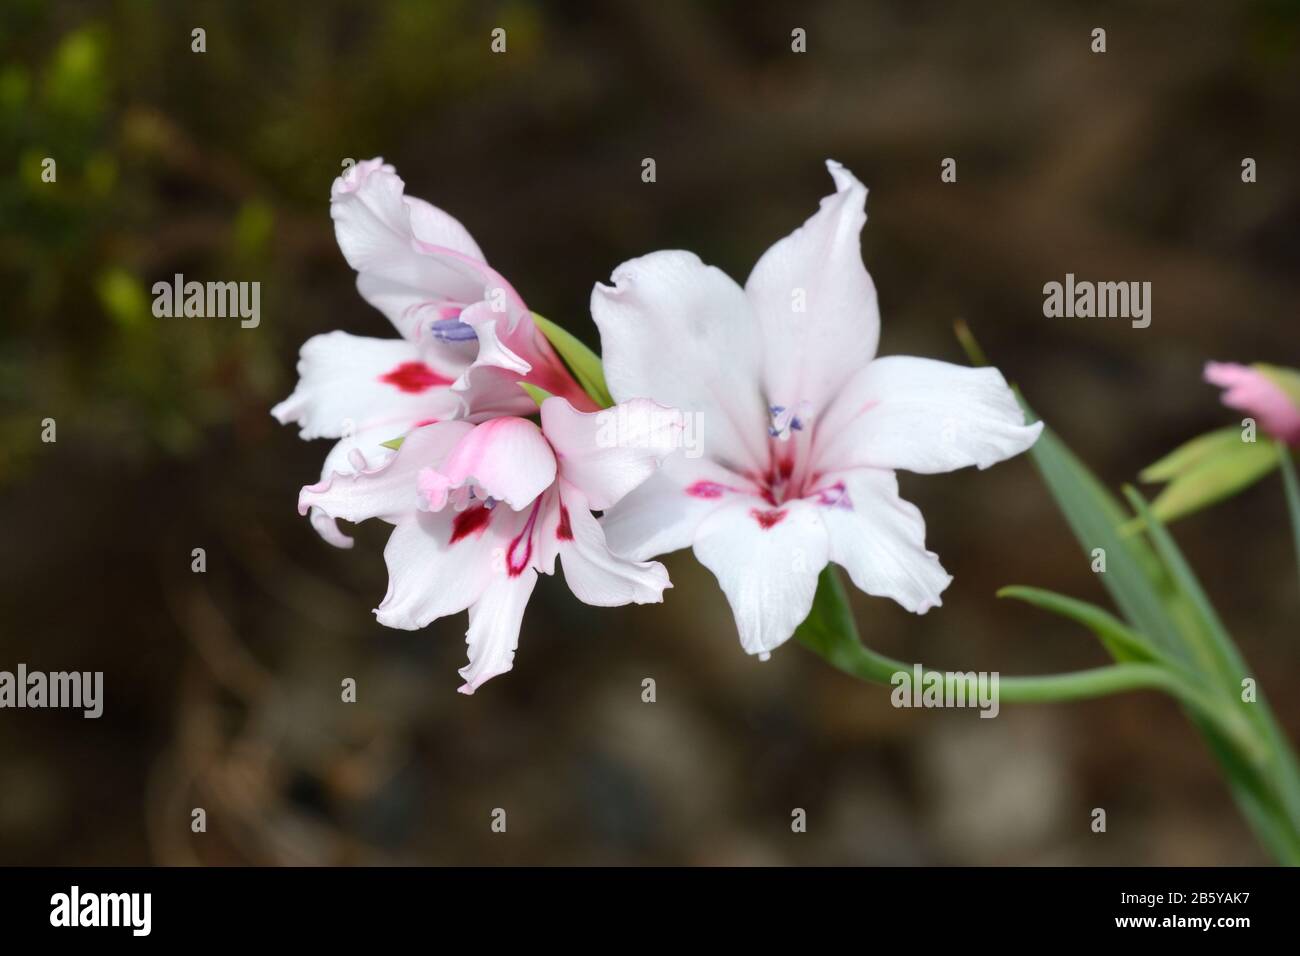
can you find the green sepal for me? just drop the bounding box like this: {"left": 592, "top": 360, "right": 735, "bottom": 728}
{"left": 531, "top": 312, "right": 614, "bottom": 409}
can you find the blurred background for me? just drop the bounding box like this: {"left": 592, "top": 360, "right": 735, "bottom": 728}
{"left": 2, "top": 0, "right": 1298, "bottom": 865}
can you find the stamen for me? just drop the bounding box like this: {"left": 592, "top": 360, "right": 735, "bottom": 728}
{"left": 767, "top": 402, "right": 809, "bottom": 441}
{"left": 428, "top": 318, "right": 479, "bottom": 342}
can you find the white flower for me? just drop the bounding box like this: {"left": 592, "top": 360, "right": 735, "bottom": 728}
{"left": 273, "top": 158, "right": 595, "bottom": 547}
{"left": 590, "top": 160, "right": 1043, "bottom": 659}
{"left": 299, "top": 398, "right": 681, "bottom": 693}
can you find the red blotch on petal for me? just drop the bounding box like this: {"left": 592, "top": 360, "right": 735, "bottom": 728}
{"left": 380, "top": 362, "right": 453, "bottom": 394}
{"left": 556, "top": 505, "right": 574, "bottom": 541}
{"left": 449, "top": 505, "right": 492, "bottom": 544}
{"left": 750, "top": 508, "right": 786, "bottom": 531}
{"left": 685, "top": 480, "right": 728, "bottom": 499}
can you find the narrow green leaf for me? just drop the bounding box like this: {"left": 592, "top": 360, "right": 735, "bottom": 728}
{"left": 1018, "top": 412, "right": 1188, "bottom": 660}
{"left": 518, "top": 382, "right": 553, "bottom": 408}
{"left": 530, "top": 312, "right": 613, "bottom": 409}
{"left": 1124, "top": 486, "right": 1300, "bottom": 832}
{"left": 996, "top": 585, "right": 1165, "bottom": 665}
{"left": 952, "top": 319, "right": 989, "bottom": 368}
{"left": 1122, "top": 486, "right": 1244, "bottom": 683}
{"left": 379, "top": 436, "right": 404, "bottom": 451}
{"left": 1280, "top": 442, "right": 1300, "bottom": 596}
{"left": 1139, "top": 426, "right": 1242, "bottom": 483}
{"left": 1145, "top": 438, "right": 1279, "bottom": 526}
{"left": 1017, "top": 409, "right": 1300, "bottom": 858}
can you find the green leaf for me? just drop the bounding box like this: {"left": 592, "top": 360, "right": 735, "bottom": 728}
{"left": 996, "top": 585, "right": 1164, "bottom": 665}
{"left": 1123, "top": 486, "right": 1300, "bottom": 835}
{"left": 379, "top": 436, "right": 404, "bottom": 451}
{"left": 530, "top": 312, "right": 613, "bottom": 409}
{"left": 1014, "top": 406, "right": 1300, "bottom": 860}
{"left": 1144, "top": 437, "right": 1279, "bottom": 526}
{"left": 1140, "top": 426, "right": 1242, "bottom": 483}
{"left": 518, "top": 382, "right": 553, "bottom": 408}
{"left": 1279, "top": 442, "right": 1300, "bottom": 596}
{"left": 1018, "top": 409, "right": 1188, "bottom": 661}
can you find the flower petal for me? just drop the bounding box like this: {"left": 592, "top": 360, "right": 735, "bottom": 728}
{"left": 458, "top": 569, "right": 538, "bottom": 694}
{"left": 591, "top": 250, "right": 769, "bottom": 473}
{"left": 815, "top": 468, "right": 952, "bottom": 613}
{"left": 554, "top": 480, "right": 671, "bottom": 606}
{"left": 331, "top": 159, "right": 519, "bottom": 342}
{"left": 600, "top": 453, "right": 753, "bottom": 561}
{"left": 272, "top": 330, "right": 462, "bottom": 440}
{"left": 744, "top": 160, "right": 880, "bottom": 417}
{"left": 375, "top": 508, "right": 508, "bottom": 631}
{"left": 692, "top": 498, "right": 829, "bottom": 658}
{"left": 300, "top": 421, "right": 474, "bottom": 525}
{"left": 305, "top": 425, "right": 401, "bottom": 548}
{"left": 814, "top": 356, "right": 1042, "bottom": 475}
{"left": 1206, "top": 361, "right": 1300, "bottom": 444}
{"left": 403, "top": 193, "right": 485, "bottom": 262}
{"left": 540, "top": 397, "right": 683, "bottom": 510}
{"left": 436, "top": 417, "right": 557, "bottom": 510}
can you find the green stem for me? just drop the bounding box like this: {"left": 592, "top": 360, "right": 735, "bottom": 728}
{"left": 798, "top": 626, "right": 1257, "bottom": 753}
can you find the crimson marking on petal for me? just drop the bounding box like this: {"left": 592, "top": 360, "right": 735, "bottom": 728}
{"left": 556, "top": 505, "right": 573, "bottom": 541}
{"left": 685, "top": 480, "right": 728, "bottom": 499}
{"left": 750, "top": 508, "right": 787, "bottom": 530}
{"left": 380, "top": 362, "right": 454, "bottom": 394}
{"left": 506, "top": 499, "right": 543, "bottom": 576}
{"left": 449, "top": 505, "right": 492, "bottom": 544}
{"left": 413, "top": 418, "right": 439, "bottom": 428}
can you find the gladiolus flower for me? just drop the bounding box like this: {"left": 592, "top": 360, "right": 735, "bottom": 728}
{"left": 591, "top": 160, "right": 1042, "bottom": 659}
{"left": 273, "top": 158, "right": 595, "bottom": 547}
{"left": 299, "top": 397, "right": 682, "bottom": 693}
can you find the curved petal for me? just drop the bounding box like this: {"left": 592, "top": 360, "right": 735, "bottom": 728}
{"left": 744, "top": 160, "right": 880, "bottom": 417}
{"left": 272, "top": 331, "right": 462, "bottom": 440}
{"left": 692, "top": 498, "right": 829, "bottom": 658}
{"left": 600, "top": 453, "right": 756, "bottom": 561}
{"left": 451, "top": 301, "right": 531, "bottom": 384}
{"left": 458, "top": 569, "right": 538, "bottom": 694}
{"left": 435, "top": 417, "right": 557, "bottom": 510}
{"left": 404, "top": 193, "right": 485, "bottom": 262}
{"left": 375, "top": 507, "right": 508, "bottom": 631}
{"left": 814, "top": 356, "right": 1042, "bottom": 475}
{"left": 306, "top": 425, "right": 400, "bottom": 548}
{"left": 1206, "top": 361, "right": 1300, "bottom": 444}
{"left": 330, "top": 159, "right": 514, "bottom": 342}
{"left": 300, "top": 421, "right": 474, "bottom": 525}
{"left": 554, "top": 481, "right": 671, "bottom": 606}
{"left": 541, "top": 397, "right": 683, "bottom": 510}
{"left": 591, "top": 250, "right": 769, "bottom": 473}
{"left": 815, "top": 468, "right": 951, "bottom": 613}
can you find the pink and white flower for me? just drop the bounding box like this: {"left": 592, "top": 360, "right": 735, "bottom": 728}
{"left": 1205, "top": 361, "right": 1300, "bottom": 445}
{"left": 590, "top": 160, "right": 1042, "bottom": 659}
{"left": 273, "top": 158, "right": 594, "bottom": 547}
{"left": 299, "top": 397, "right": 682, "bottom": 693}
